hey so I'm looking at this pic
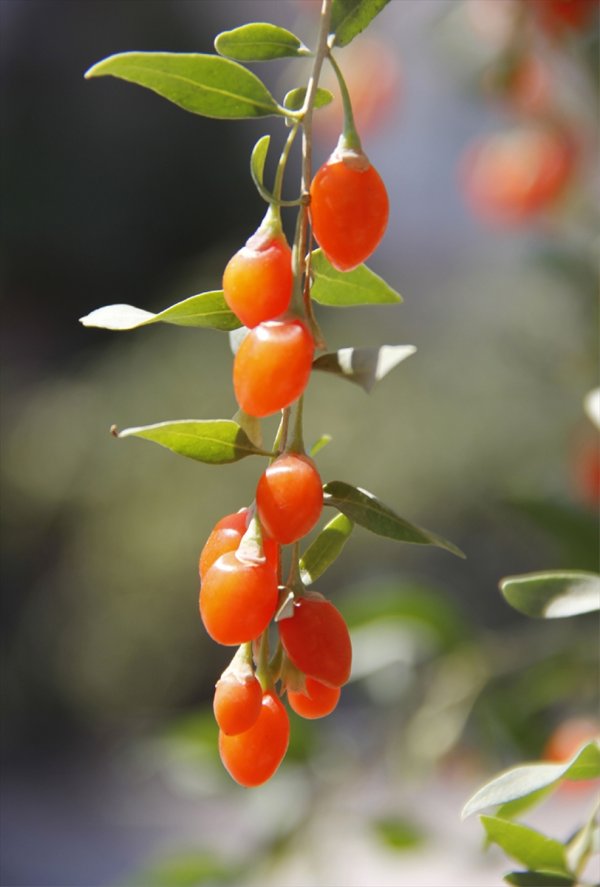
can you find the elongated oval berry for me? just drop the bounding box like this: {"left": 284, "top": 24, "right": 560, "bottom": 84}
{"left": 287, "top": 676, "right": 341, "bottom": 719}
{"left": 233, "top": 318, "right": 314, "bottom": 418}
{"left": 278, "top": 594, "right": 352, "bottom": 688}
{"left": 200, "top": 552, "right": 278, "bottom": 646}
{"left": 213, "top": 672, "right": 263, "bottom": 736}
{"left": 256, "top": 453, "right": 323, "bottom": 544}
{"left": 199, "top": 509, "right": 278, "bottom": 579}
{"left": 223, "top": 228, "right": 293, "bottom": 328}
{"left": 219, "top": 690, "right": 290, "bottom": 787}
{"left": 310, "top": 144, "right": 389, "bottom": 271}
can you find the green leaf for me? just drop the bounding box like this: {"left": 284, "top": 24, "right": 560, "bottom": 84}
{"left": 330, "top": 0, "right": 392, "bottom": 47}
{"left": 125, "top": 851, "right": 235, "bottom": 887}
{"left": 79, "top": 291, "right": 241, "bottom": 333}
{"left": 310, "top": 249, "right": 402, "bottom": 306}
{"left": 313, "top": 344, "right": 416, "bottom": 392}
{"left": 310, "top": 434, "right": 332, "bottom": 457}
{"left": 500, "top": 571, "right": 600, "bottom": 619}
{"left": 299, "top": 514, "right": 353, "bottom": 584}
{"left": 495, "top": 786, "right": 554, "bottom": 821}
{"left": 214, "top": 23, "right": 307, "bottom": 61}
{"left": 504, "top": 871, "right": 575, "bottom": 886}
{"left": 114, "top": 419, "right": 272, "bottom": 464}
{"left": 481, "top": 817, "right": 568, "bottom": 875}
{"left": 283, "top": 87, "right": 334, "bottom": 111}
{"left": 250, "top": 134, "right": 270, "bottom": 191}
{"left": 323, "top": 481, "right": 465, "bottom": 558}
{"left": 85, "top": 52, "right": 283, "bottom": 119}
{"left": 462, "top": 740, "right": 600, "bottom": 819}
{"left": 372, "top": 817, "right": 425, "bottom": 851}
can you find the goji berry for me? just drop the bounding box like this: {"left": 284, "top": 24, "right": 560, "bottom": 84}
{"left": 233, "top": 318, "right": 314, "bottom": 418}
{"left": 256, "top": 453, "right": 323, "bottom": 544}
{"left": 200, "top": 552, "right": 278, "bottom": 645}
{"left": 278, "top": 594, "right": 352, "bottom": 688}
{"left": 199, "top": 509, "right": 278, "bottom": 579}
{"left": 310, "top": 144, "right": 389, "bottom": 271}
{"left": 218, "top": 690, "right": 290, "bottom": 787}
{"left": 213, "top": 671, "right": 263, "bottom": 736}
{"left": 287, "top": 676, "right": 341, "bottom": 719}
{"left": 223, "top": 226, "right": 293, "bottom": 328}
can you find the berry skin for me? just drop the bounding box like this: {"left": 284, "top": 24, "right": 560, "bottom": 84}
{"left": 287, "top": 676, "right": 341, "bottom": 719}
{"left": 199, "top": 509, "right": 278, "bottom": 579}
{"left": 256, "top": 453, "right": 323, "bottom": 544}
{"left": 278, "top": 594, "right": 352, "bottom": 688}
{"left": 213, "top": 672, "right": 263, "bottom": 736}
{"left": 200, "top": 552, "right": 278, "bottom": 646}
{"left": 310, "top": 145, "right": 389, "bottom": 271}
{"left": 219, "top": 690, "right": 290, "bottom": 787}
{"left": 233, "top": 318, "right": 314, "bottom": 418}
{"left": 223, "top": 229, "right": 293, "bottom": 328}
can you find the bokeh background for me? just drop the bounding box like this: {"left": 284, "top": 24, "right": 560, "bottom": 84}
{"left": 1, "top": 1, "right": 598, "bottom": 885}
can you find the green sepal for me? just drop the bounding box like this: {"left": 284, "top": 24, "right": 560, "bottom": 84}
{"left": 85, "top": 52, "right": 284, "bottom": 119}
{"left": 299, "top": 514, "right": 354, "bottom": 585}
{"left": 310, "top": 250, "right": 402, "bottom": 306}
{"left": 215, "top": 23, "right": 308, "bottom": 62}
{"left": 79, "top": 291, "right": 241, "bottom": 332}
{"left": 323, "top": 481, "right": 465, "bottom": 559}
{"left": 283, "top": 87, "right": 334, "bottom": 111}
{"left": 499, "top": 570, "right": 600, "bottom": 619}
{"left": 113, "top": 419, "right": 273, "bottom": 464}
{"left": 313, "top": 345, "right": 415, "bottom": 392}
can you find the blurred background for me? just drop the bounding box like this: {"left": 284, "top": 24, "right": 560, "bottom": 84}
{"left": 1, "top": 1, "right": 598, "bottom": 885}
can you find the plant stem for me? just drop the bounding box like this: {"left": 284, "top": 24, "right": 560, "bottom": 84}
{"left": 273, "top": 122, "right": 300, "bottom": 205}
{"left": 256, "top": 628, "right": 271, "bottom": 691}
{"left": 272, "top": 408, "right": 290, "bottom": 459}
{"left": 327, "top": 51, "right": 362, "bottom": 152}
{"left": 289, "top": 395, "right": 305, "bottom": 454}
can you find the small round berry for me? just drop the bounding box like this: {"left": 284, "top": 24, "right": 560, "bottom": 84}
{"left": 256, "top": 453, "right": 323, "bottom": 544}
{"left": 287, "top": 676, "right": 341, "bottom": 719}
{"left": 278, "top": 594, "right": 352, "bottom": 688}
{"left": 219, "top": 690, "right": 290, "bottom": 787}
{"left": 223, "top": 229, "right": 293, "bottom": 328}
{"left": 310, "top": 144, "right": 389, "bottom": 271}
{"left": 200, "top": 552, "right": 278, "bottom": 646}
{"left": 233, "top": 318, "right": 314, "bottom": 418}
{"left": 213, "top": 672, "right": 263, "bottom": 736}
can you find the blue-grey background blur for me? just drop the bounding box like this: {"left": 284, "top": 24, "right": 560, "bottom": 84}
{"left": 1, "top": 1, "right": 598, "bottom": 885}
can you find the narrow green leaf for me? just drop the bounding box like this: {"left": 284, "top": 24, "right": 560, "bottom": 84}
{"left": 310, "top": 249, "right": 402, "bottom": 306}
{"left": 310, "top": 434, "right": 332, "bottom": 457}
{"left": 299, "top": 514, "right": 354, "bottom": 585}
{"left": 330, "top": 0, "right": 392, "bottom": 47}
{"left": 481, "top": 817, "right": 568, "bottom": 875}
{"left": 215, "top": 23, "right": 307, "bottom": 61}
{"left": 504, "top": 871, "right": 575, "bottom": 886}
{"left": 313, "top": 344, "right": 416, "bottom": 393}
{"left": 85, "top": 52, "right": 283, "bottom": 119}
{"left": 114, "top": 419, "right": 272, "bottom": 464}
{"left": 462, "top": 741, "right": 600, "bottom": 819}
{"left": 566, "top": 819, "right": 599, "bottom": 878}
{"left": 323, "top": 481, "right": 465, "bottom": 559}
{"left": 79, "top": 291, "right": 241, "bottom": 333}
{"left": 250, "top": 134, "right": 270, "bottom": 190}
{"left": 283, "top": 87, "right": 334, "bottom": 111}
{"left": 500, "top": 571, "right": 600, "bottom": 619}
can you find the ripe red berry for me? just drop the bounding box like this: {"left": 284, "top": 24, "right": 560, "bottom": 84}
{"left": 199, "top": 509, "right": 278, "bottom": 579}
{"left": 218, "top": 690, "right": 290, "bottom": 787}
{"left": 200, "top": 552, "right": 278, "bottom": 646}
{"left": 213, "top": 672, "right": 263, "bottom": 736}
{"left": 233, "top": 318, "right": 314, "bottom": 418}
{"left": 287, "top": 676, "right": 341, "bottom": 719}
{"left": 223, "top": 227, "right": 293, "bottom": 328}
{"left": 256, "top": 453, "right": 323, "bottom": 544}
{"left": 310, "top": 144, "right": 389, "bottom": 271}
{"left": 278, "top": 594, "right": 352, "bottom": 688}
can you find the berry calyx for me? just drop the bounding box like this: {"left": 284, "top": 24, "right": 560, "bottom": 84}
{"left": 278, "top": 593, "right": 352, "bottom": 688}
{"left": 200, "top": 552, "right": 278, "bottom": 646}
{"left": 213, "top": 646, "right": 263, "bottom": 735}
{"left": 218, "top": 690, "right": 290, "bottom": 787}
{"left": 199, "top": 509, "right": 278, "bottom": 578}
{"left": 223, "top": 217, "right": 293, "bottom": 329}
{"left": 309, "top": 140, "right": 389, "bottom": 271}
{"left": 287, "top": 676, "right": 341, "bottom": 719}
{"left": 233, "top": 318, "right": 314, "bottom": 418}
{"left": 256, "top": 453, "right": 323, "bottom": 544}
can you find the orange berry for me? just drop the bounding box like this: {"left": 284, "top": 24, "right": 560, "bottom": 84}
{"left": 219, "top": 690, "right": 290, "bottom": 787}
{"left": 199, "top": 509, "right": 278, "bottom": 579}
{"left": 287, "top": 676, "right": 341, "bottom": 719}
{"left": 278, "top": 594, "right": 352, "bottom": 688}
{"left": 256, "top": 453, "right": 323, "bottom": 544}
{"left": 223, "top": 228, "right": 293, "bottom": 328}
{"left": 213, "top": 672, "right": 263, "bottom": 735}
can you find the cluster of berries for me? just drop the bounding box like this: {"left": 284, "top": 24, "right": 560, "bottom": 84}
{"left": 198, "top": 140, "right": 388, "bottom": 787}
